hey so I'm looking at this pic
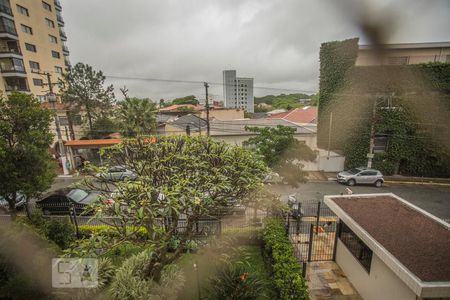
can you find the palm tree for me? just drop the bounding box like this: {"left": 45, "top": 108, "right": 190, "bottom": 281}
{"left": 117, "top": 97, "right": 157, "bottom": 137}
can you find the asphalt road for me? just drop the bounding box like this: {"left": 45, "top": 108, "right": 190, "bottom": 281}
{"left": 49, "top": 176, "right": 450, "bottom": 223}
{"left": 268, "top": 181, "right": 450, "bottom": 222}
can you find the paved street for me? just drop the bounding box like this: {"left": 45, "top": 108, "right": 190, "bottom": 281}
{"left": 268, "top": 181, "right": 450, "bottom": 222}
{"left": 48, "top": 177, "right": 450, "bottom": 222}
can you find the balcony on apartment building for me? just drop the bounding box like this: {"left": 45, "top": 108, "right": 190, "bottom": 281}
{"left": 64, "top": 56, "right": 71, "bottom": 68}
{"left": 56, "top": 11, "right": 64, "bottom": 26}
{"left": 0, "top": 16, "right": 18, "bottom": 39}
{"left": 4, "top": 77, "right": 29, "bottom": 92}
{"left": 0, "top": 57, "right": 26, "bottom": 77}
{"left": 59, "top": 26, "right": 67, "bottom": 41}
{"left": 0, "top": 0, "right": 12, "bottom": 17}
{"left": 54, "top": 0, "right": 62, "bottom": 11}
{"left": 0, "top": 39, "right": 21, "bottom": 58}
{"left": 62, "top": 43, "right": 69, "bottom": 55}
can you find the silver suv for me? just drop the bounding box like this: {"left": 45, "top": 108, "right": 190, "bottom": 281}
{"left": 337, "top": 168, "right": 384, "bottom": 187}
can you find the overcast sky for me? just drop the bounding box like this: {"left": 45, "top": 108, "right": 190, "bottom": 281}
{"left": 60, "top": 0, "right": 450, "bottom": 102}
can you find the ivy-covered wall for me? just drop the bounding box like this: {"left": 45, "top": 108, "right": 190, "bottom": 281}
{"left": 318, "top": 38, "right": 450, "bottom": 177}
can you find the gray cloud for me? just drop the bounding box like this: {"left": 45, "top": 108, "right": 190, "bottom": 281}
{"left": 61, "top": 0, "right": 450, "bottom": 101}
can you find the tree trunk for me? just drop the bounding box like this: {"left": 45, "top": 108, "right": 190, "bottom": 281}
{"left": 66, "top": 111, "right": 75, "bottom": 140}
{"left": 86, "top": 109, "right": 93, "bottom": 131}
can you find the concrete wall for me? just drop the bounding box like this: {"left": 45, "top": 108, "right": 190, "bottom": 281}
{"left": 336, "top": 240, "right": 417, "bottom": 300}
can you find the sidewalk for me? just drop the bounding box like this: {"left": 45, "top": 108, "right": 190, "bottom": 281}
{"left": 306, "top": 261, "right": 362, "bottom": 300}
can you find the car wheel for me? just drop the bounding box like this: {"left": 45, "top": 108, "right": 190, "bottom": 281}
{"left": 375, "top": 180, "right": 383, "bottom": 188}
{"left": 347, "top": 179, "right": 356, "bottom": 186}
{"left": 43, "top": 209, "right": 51, "bottom": 216}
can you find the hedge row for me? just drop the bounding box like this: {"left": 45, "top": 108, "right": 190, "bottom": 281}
{"left": 262, "top": 218, "right": 309, "bottom": 300}
{"left": 78, "top": 225, "right": 148, "bottom": 240}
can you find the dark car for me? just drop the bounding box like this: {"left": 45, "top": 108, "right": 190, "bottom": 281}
{"left": 0, "top": 193, "right": 26, "bottom": 211}
{"left": 36, "top": 188, "right": 101, "bottom": 215}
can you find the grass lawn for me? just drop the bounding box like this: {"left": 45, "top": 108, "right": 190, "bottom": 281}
{"left": 177, "top": 245, "right": 275, "bottom": 300}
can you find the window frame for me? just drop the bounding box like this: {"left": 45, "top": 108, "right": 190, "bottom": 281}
{"left": 42, "top": 1, "right": 52, "bottom": 12}
{"left": 48, "top": 34, "right": 57, "bottom": 44}
{"left": 45, "top": 18, "right": 55, "bottom": 28}
{"left": 54, "top": 66, "right": 63, "bottom": 73}
{"left": 25, "top": 43, "right": 36, "bottom": 52}
{"left": 51, "top": 50, "right": 60, "bottom": 58}
{"left": 338, "top": 222, "right": 373, "bottom": 273}
{"left": 33, "top": 78, "right": 43, "bottom": 86}
{"left": 20, "top": 24, "right": 33, "bottom": 35}
{"left": 29, "top": 60, "right": 40, "bottom": 71}
{"left": 16, "top": 4, "right": 29, "bottom": 16}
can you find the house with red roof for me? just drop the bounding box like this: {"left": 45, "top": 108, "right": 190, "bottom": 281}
{"left": 267, "top": 106, "right": 318, "bottom": 124}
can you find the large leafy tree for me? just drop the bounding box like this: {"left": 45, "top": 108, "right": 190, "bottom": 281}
{"left": 60, "top": 63, "right": 115, "bottom": 131}
{"left": 170, "top": 95, "right": 199, "bottom": 106}
{"left": 244, "top": 125, "right": 316, "bottom": 186}
{"left": 117, "top": 97, "right": 157, "bottom": 137}
{"left": 73, "top": 136, "right": 268, "bottom": 281}
{"left": 0, "top": 92, "right": 55, "bottom": 217}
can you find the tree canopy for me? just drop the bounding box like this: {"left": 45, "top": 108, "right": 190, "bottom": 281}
{"left": 244, "top": 125, "right": 316, "bottom": 186}
{"left": 116, "top": 97, "right": 157, "bottom": 137}
{"left": 0, "top": 92, "right": 55, "bottom": 216}
{"left": 74, "top": 136, "right": 268, "bottom": 280}
{"left": 60, "top": 62, "right": 115, "bottom": 131}
{"left": 169, "top": 95, "right": 199, "bottom": 106}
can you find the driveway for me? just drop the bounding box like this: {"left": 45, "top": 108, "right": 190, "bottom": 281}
{"left": 268, "top": 181, "right": 450, "bottom": 222}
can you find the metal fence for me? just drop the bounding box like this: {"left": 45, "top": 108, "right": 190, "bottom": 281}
{"left": 287, "top": 200, "right": 338, "bottom": 262}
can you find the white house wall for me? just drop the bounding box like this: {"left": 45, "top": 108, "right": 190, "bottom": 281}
{"left": 336, "top": 240, "right": 417, "bottom": 300}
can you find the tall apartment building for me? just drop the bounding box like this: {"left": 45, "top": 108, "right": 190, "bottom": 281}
{"left": 0, "top": 0, "right": 69, "bottom": 99}
{"left": 222, "top": 70, "right": 254, "bottom": 113}
{"left": 356, "top": 42, "right": 450, "bottom": 66}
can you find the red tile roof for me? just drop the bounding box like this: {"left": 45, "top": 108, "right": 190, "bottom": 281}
{"left": 65, "top": 139, "right": 121, "bottom": 147}
{"left": 268, "top": 106, "right": 317, "bottom": 124}
{"left": 159, "top": 104, "right": 203, "bottom": 112}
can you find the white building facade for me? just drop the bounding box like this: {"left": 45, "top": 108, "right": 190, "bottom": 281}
{"left": 222, "top": 70, "right": 254, "bottom": 113}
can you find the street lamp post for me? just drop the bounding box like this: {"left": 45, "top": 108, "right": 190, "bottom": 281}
{"left": 48, "top": 93, "right": 70, "bottom": 175}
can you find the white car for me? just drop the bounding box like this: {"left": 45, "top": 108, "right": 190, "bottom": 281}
{"left": 95, "top": 166, "right": 138, "bottom": 182}
{"left": 337, "top": 168, "right": 384, "bottom": 187}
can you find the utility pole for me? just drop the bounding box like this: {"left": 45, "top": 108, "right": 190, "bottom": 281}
{"left": 36, "top": 71, "right": 70, "bottom": 175}
{"left": 204, "top": 82, "right": 210, "bottom": 136}
{"left": 367, "top": 98, "right": 377, "bottom": 168}
{"left": 327, "top": 112, "right": 333, "bottom": 159}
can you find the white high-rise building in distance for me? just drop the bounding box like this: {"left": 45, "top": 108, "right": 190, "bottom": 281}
{"left": 222, "top": 70, "right": 254, "bottom": 113}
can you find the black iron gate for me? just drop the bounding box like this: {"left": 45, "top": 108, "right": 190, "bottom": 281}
{"left": 286, "top": 200, "right": 338, "bottom": 262}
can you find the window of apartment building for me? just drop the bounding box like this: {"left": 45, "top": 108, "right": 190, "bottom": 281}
{"left": 45, "top": 18, "right": 55, "bottom": 28}
{"left": 55, "top": 66, "right": 63, "bottom": 73}
{"left": 48, "top": 34, "right": 57, "bottom": 44}
{"left": 58, "top": 116, "right": 69, "bottom": 125}
{"left": 16, "top": 5, "right": 29, "bottom": 16}
{"left": 42, "top": 1, "right": 52, "bottom": 11}
{"left": 51, "top": 50, "right": 60, "bottom": 58}
{"left": 0, "top": 17, "right": 17, "bottom": 35}
{"left": 20, "top": 24, "right": 32, "bottom": 35}
{"left": 338, "top": 222, "right": 373, "bottom": 272}
{"left": 29, "top": 60, "right": 40, "bottom": 71}
{"left": 0, "top": 57, "right": 25, "bottom": 72}
{"left": 387, "top": 56, "right": 409, "bottom": 65}
{"left": 33, "top": 78, "right": 43, "bottom": 86}
{"left": 25, "top": 43, "right": 36, "bottom": 52}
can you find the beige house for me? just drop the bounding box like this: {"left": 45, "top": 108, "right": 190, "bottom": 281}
{"left": 163, "top": 114, "right": 317, "bottom": 149}
{"left": 0, "top": 0, "right": 69, "bottom": 98}
{"left": 325, "top": 193, "right": 450, "bottom": 300}
{"left": 356, "top": 41, "right": 450, "bottom": 66}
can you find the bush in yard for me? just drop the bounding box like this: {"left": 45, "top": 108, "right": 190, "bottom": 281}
{"left": 43, "top": 218, "right": 75, "bottom": 249}
{"left": 263, "top": 218, "right": 309, "bottom": 300}
{"left": 205, "top": 259, "right": 266, "bottom": 300}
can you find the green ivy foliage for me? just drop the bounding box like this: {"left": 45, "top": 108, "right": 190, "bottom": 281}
{"left": 262, "top": 218, "right": 309, "bottom": 300}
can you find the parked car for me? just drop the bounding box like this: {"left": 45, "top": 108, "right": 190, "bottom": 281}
{"left": 95, "top": 166, "right": 138, "bottom": 181}
{"left": 0, "top": 193, "right": 26, "bottom": 211}
{"left": 36, "top": 188, "right": 101, "bottom": 215}
{"left": 337, "top": 168, "right": 384, "bottom": 187}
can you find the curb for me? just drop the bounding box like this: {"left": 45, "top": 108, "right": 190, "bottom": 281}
{"left": 384, "top": 181, "right": 450, "bottom": 187}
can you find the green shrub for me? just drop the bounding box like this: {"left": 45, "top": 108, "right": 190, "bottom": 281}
{"left": 43, "top": 217, "right": 75, "bottom": 249}
{"left": 205, "top": 260, "right": 266, "bottom": 300}
{"left": 262, "top": 218, "right": 309, "bottom": 300}
{"left": 78, "top": 225, "right": 148, "bottom": 240}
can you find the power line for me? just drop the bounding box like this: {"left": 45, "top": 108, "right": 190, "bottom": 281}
{"left": 104, "top": 74, "right": 316, "bottom": 94}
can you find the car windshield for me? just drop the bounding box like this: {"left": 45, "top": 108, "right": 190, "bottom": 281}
{"left": 347, "top": 168, "right": 361, "bottom": 174}
{"left": 66, "top": 189, "right": 89, "bottom": 202}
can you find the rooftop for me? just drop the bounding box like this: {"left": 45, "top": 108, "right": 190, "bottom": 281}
{"left": 359, "top": 41, "right": 450, "bottom": 50}
{"left": 268, "top": 106, "right": 318, "bottom": 124}
{"left": 325, "top": 193, "right": 450, "bottom": 296}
